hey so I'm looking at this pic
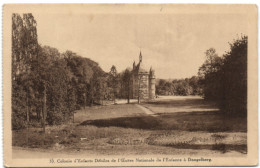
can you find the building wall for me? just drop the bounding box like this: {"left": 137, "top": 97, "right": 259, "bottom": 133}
{"left": 139, "top": 73, "right": 149, "bottom": 99}
{"left": 132, "top": 72, "right": 149, "bottom": 99}
{"left": 131, "top": 58, "right": 155, "bottom": 100}
{"left": 149, "top": 76, "right": 156, "bottom": 99}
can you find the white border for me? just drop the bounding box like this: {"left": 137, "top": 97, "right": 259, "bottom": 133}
{"left": 0, "top": 1, "right": 259, "bottom": 168}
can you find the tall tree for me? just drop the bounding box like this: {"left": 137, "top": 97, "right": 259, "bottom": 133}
{"left": 12, "top": 13, "right": 39, "bottom": 147}
{"left": 221, "top": 36, "right": 247, "bottom": 116}
{"left": 12, "top": 13, "right": 38, "bottom": 127}
{"left": 198, "top": 35, "right": 247, "bottom": 116}
{"left": 198, "top": 48, "right": 223, "bottom": 100}
{"left": 121, "top": 68, "right": 132, "bottom": 103}
{"left": 108, "top": 65, "right": 118, "bottom": 104}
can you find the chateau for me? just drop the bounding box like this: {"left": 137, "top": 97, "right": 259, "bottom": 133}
{"left": 132, "top": 51, "right": 156, "bottom": 100}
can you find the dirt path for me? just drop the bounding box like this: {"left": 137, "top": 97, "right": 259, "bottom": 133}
{"left": 135, "top": 104, "right": 157, "bottom": 116}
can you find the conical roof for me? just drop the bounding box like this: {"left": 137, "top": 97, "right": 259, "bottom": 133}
{"left": 149, "top": 67, "right": 155, "bottom": 77}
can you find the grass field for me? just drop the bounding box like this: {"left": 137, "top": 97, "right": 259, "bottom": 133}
{"left": 12, "top": 96, "right": 247, "bottom": 158}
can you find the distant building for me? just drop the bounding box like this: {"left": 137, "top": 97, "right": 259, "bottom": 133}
{"left": 132, "top": 51, "right": 156, "bottom": 100}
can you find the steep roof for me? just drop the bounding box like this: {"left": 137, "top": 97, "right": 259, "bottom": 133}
{"left": 133, "top": 51, "right": 149, "bottom": 74}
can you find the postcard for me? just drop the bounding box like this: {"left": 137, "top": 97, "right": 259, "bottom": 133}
{"left": 3, "top": 4, "right": 258, "bottom": 167}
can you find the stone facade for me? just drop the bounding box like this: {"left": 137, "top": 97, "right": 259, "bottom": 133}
{"left": 132, "top": 52, "right": 155, "bottom": 100}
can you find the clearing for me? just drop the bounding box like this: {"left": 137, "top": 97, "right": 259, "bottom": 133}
{"left": 12, "top": 96, "right": 247, "bottom": 158}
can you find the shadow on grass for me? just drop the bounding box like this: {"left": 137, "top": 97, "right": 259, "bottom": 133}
{"left": 80, "top": 115, "right": 160, "bottom": 130}
{"left": 80, "top": 111, "right": 247, "bottom": 132}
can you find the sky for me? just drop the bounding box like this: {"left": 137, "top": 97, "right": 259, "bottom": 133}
{"left": 34, "top": 11, "right": 247, "bottom": 79}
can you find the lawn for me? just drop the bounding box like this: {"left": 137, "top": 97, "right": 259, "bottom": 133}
{"left": 74, "top": 103, "right": 145, "bottom": 123}
{"left": 12, "top": 96, "right": 247, "bottom": 158}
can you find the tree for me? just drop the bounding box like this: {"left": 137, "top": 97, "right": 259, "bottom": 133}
{"left": 189, "top": 76, "right": 203, "bottom": 95}
{"left": 198, "top": 35, "right": 247, "bottom": 117}
{"left": 89, "top": 71, "right": 106, "bottom": 106}
{"left": 12, "top": 14, "right": 23, "bottom": 81}
{"left": 156, "top": 79, "right": 167, "bottom": 95}
{"left": 108, "top": 65, "right": 119, "bottom": 104}
{"left": 12, "top": 13, "right": 37, "bottom": 121}
{"left": 198, "top": 48, "right": 223, "bottom": 100}
{"left": 64, "top": 51, "right": 105, "bottom": 107}
{"left": 155, "top": 78, "right": 202, "bottom": 96}
{"left": 12, "top": 13, "right": 39, "bottom": 147}
{"left": 11, "top": 13, "right": 115, "bottom": 132}
{"left": 221, "top": 36, "right": 247, "bottom": 116}
{"left": 121, "top": 68, "right": 132, "bottom": 103}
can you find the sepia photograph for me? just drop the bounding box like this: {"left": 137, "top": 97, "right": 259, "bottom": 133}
{"left": 3, "top": 4, "right": 258, "bottom": 167}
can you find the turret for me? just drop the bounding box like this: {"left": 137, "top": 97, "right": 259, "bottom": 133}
{"left": 149, "top": 67, "right": 155, "bottom": 78}
{"left": 149, "top": 67, "right": 156, "bottom": 99}
{"left": 139, "top": 51, "right": 142, "bottom": 63}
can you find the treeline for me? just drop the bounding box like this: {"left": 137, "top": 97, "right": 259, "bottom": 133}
{"left": 155, "top": 35, "right": 247, "bottom": 117}
{"left": 198, "top": 36, "right": 247, "bottom": 116}
{"left": 12, "top": 13, "right": 131, "bottom": 130}
{"left": 156, "top": 76, "right": 202, "bottom": 96}
{"left": 11, "top": 13, "right": 247, "bottom": 130}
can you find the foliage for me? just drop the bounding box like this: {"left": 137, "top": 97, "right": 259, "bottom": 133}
{"left": 156, "top": 76, "right": 203, "bottom": 96}
{"left": 198, "top": 36, "right": 247, "bottom": 116}
{"left": 12, "top": 12, "right": 247, "bottom": 130}
{"left": 198, "top": 48, "right": 223, "bottom": 100}
{"left": 12, "top": 80, "right": 27, "bottom": 129}
{"left": 118, "top": 68, "right": 132, "bottom": 102}
{"left": 12, "top": 13, "right": 39, "bottom": 129}
{"left": 12, "top": 13, "right": 107, "bottom": 130}
{"left": 108, "top": 65, "right": 119, "bottom": 103}
{"left": 63, "top": 51, "right": 106, "bottom": 106}
{"left": 221, "top": 36, "right": 247, "bottom": 116}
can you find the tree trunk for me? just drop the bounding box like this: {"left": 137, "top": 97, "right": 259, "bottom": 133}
{"left": 42, "top": 84, "right": 46, "bottom": 133}
{"left": 73, "top": 111, "right": 74, "bottom": 123}
{"left": 37, "top": 107, "right": 40, "bottom": 121}
{"left": 26, "top": 90, "right": 29, "bottom": 146}
{"left": 84, "top": 92, "right": 87, "bottom": 109}
{"left": 127, "top": 80, "right": 130, "bottom": 104}
{"left": 113, "top": 96, "right": 115, "bottom": 104}
{"left": 26, "top": 95, "right": 29, "bottom": 120}
{"left": 90, "top": 81, "right": 93, "bottom": 107}
{"left": 127, "top": 90, "right": 130, "bottom": 104}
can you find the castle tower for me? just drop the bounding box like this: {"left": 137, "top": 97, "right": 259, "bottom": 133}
{"left": 139, "top": 51, "right": 142, "bottom": 63}
{"left": 131, "top": 51, "right": 155, "bottom": 100}
{"left": 149, "top": 67, "right": 156, "bottom": 99}
{"left": 138, "top": 58, "right": 149, "bottom": 100}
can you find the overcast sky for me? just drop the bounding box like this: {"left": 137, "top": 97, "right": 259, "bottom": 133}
{"left": 34, "top": 12, "right": 247, "bottom": 79}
